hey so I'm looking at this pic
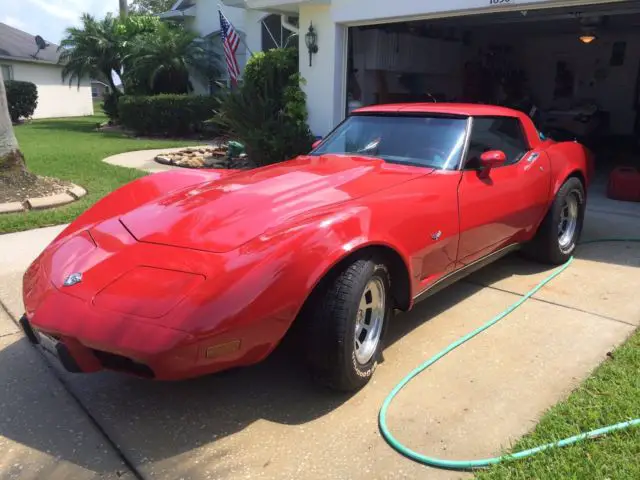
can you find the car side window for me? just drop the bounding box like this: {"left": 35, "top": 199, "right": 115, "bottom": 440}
{"left": 465, "top": 117, "right": 529, "bottom": 169}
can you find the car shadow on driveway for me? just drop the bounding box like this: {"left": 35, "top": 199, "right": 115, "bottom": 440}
{"left": 0, "top": 334, "right": 129, "bottom": 478}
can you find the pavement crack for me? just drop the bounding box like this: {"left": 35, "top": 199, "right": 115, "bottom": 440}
{"left": 0, "top": 297, "right": 146, "bottom": 480}
{"left": 463, "top": 279, "right": 638, "bottom": 328}
{"left": 0, "top": 330, "right": 22, "bottom": 339}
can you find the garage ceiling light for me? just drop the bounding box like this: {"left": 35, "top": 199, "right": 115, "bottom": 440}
{"left": 579, "top": 34, "right": 597, "bottom": 44}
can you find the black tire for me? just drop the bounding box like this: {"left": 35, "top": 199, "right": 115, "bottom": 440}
{"left": 525, "top": 176, "right": 585, "bottom": 265}
{"left": 303, "top": 258, "right": 391, "bottom": 392}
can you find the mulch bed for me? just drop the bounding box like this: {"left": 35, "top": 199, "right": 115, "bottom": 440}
{"left": 0, "top": 171, "right": 74, "bottom": 204}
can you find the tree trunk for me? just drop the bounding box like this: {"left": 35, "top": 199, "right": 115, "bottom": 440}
{"left": 119, "top": 0, "right": 129, "bottom": 19}
{"left": 0, "top": 70, "right": 28, "bottom": 175}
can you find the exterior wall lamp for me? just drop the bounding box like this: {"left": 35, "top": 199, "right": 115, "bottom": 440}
{"left": 305, "top": 22, "right": 318, "bottom": 67}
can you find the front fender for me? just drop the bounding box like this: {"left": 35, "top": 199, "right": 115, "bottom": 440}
{"left": 187, "top": 206, "right": 412, "bottom": 353}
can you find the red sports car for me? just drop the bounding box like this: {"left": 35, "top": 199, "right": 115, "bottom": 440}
{"left": 21, "top": 104, "right": 592, "bottom": 391}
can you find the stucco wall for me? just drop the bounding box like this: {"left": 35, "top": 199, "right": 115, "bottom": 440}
{"left": 8, "top": 61, "right": 93, "bottom": 119}
{"left": 194, "top": 0, "right": 264, "bottom": 71}
{"left": 299, "top": 4, "right": 346, "bottom": 137}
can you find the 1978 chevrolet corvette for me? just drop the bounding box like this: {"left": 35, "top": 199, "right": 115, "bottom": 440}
{"left": 20, "top": 104, "right": 592, "bottom": 391}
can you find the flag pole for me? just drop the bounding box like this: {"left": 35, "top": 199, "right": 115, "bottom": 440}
{"left": 217, "top": 3, "right": 255, "bottom": 57}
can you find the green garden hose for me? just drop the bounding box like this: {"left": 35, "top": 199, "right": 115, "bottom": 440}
{"left": 379, "top": 238, "right": 640, "bottom": 470}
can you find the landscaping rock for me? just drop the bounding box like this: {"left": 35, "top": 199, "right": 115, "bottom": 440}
{"left": 231, "top": 156, "right": 258, "bottom": 170}
{"left": 67, "top": 185, "right": 87, "bottom": 199}
{"left": 203, "top": 156, "right": 227, "bottom": 168}
{"left": 176, "top": 156, "right": 205, "bottom": 168}
{"left": 0, "top": 202, "right": 25, "bottom": 214}
{"left": 154, "top": 144, "right": 252, "bottom": 170}
{"left": 27, "top": 193, "right": 75, "bottom": 210}
{"left": 155, "top": 155, "right": 173, "bottom": 165}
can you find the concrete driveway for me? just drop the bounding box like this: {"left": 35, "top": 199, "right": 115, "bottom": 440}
{"left": 0, "top": 182, "right": 638, "bottom": 479}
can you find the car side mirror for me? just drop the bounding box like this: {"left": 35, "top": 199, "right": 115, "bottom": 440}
{"left": 312, "top": 139, "right": 322, "bottom": 150}
{"left": 478, "top": 150, "right": 506, "bottom": 177}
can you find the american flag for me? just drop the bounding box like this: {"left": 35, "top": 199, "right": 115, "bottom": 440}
{"left": 218, "top": 10, "right": 241, "bottom": 86}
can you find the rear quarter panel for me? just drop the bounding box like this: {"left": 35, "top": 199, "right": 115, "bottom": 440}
{"left": 542, "top": 141, "right": 592, "bottom": 202}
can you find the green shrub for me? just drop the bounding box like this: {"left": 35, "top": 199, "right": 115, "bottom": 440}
{"left": 117, "top": 94, "right": 219, "bottom": 137}
{"left": 215, "top": 47, "right": 313, "bottom": 167}
{"left": 4, "top": 80, "right": 38, "bottom": 122}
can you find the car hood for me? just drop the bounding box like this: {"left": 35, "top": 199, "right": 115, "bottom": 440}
{"left": 120, "top": 155, "right": 432, "bottom": 253}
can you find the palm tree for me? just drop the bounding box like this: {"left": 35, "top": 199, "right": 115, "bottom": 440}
{"left": 0, "top": 70, "right": 32, "bottom": 184}
{"left": 58, "top": 14, "right": 123, "bottom": 93}
{"left": 123, "top": 23, "right": 221, "bottom": 94}
{"left": 119, "top": 0, "right": 128, "bottom": 19}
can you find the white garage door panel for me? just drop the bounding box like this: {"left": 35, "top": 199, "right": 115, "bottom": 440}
{"left": 333, "top": 0, "right": 629, "bottom": 26}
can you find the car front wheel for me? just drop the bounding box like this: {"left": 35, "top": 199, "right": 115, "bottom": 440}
{"left": 526, "top": 176, "right": 585, "bottom": 265}
{"left": 304, "top": 258, "right": 391, "bottom": 391}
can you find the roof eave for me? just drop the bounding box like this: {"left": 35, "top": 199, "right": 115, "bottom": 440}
{"left": 0, "top": 55, "right": 60, "bottom": 66}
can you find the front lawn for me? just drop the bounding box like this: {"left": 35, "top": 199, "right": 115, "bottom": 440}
{"left": 476, "top": 329, "right": 640, "bottom": 479}
{"left": 0, "top": 115, "right": 193, "bottom": 234}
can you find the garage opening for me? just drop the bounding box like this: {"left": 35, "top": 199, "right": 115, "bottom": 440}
{"left": 346, "top": 1, "right": 640, "bottom": 177}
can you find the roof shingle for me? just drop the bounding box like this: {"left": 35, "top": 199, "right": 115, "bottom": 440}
{"left": 0, "top": 22, "right": 61, "bottom": 64}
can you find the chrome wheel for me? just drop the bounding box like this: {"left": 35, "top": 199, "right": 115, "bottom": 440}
{"left": 558, "top": 192, "right": 579, "bottom": 250}
{"left": 354, "top": 277, "right": 385, "bottom": 365}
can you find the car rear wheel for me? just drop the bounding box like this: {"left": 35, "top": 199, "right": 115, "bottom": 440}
{"left": 304, "top": 258, "right": 391, "bottom": 391}
{"left": 525, "top": 176, "right": 585, "bottom": 265}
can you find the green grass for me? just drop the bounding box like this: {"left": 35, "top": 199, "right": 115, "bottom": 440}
{"left": 1, "top": 115, "right": 194, "bottom": 233}
{"left": 476, "top": 329, "right": 640, "bottom": 479}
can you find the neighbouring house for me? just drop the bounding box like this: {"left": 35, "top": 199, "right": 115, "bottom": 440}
{"left": 0, "top": 22, "right": 93, "bottom": 119}
{"left": 213, "top": 0, "right": 640, "bottom": 147}
{"left": 91, "top": 80, "right": 111, "bottom": 99}
{"left": 159, "top": 0, "right": 298, "bottom": 93}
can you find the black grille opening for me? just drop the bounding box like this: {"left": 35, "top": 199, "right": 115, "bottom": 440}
{"left": 91, "top": 350, "right": 155, "bottom": 378}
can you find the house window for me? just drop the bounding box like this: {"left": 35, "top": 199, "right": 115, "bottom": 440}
{"left": 1, "top": 64, "right": 13, "bottom": 81}
{"left": 92, "top": 86, "right": 99, "bottom": 97}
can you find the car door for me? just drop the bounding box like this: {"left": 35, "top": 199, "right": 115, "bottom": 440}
{"left": 457, "top": 116, "right": 550, "bottom": 265}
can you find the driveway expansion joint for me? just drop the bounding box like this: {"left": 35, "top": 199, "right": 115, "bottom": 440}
{"left": 463, "top": 279, "right": 637, "bottom": 328}
{"left": 0, "top": 296, "right": 144, "bottom": 480}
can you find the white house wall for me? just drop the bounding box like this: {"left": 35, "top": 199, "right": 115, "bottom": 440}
{"left": 193, "top": 0, "right": 268, "bottom": 72}
{"left": 299, "top": 4, "right": 347, "bottom": 136}
{"left": 8, "top": 61, "right": 93, "bottom": 119}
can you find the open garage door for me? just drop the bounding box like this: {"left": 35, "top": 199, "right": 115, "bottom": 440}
{"left": 346, "top": 1, "right": 640, "bottom": 175}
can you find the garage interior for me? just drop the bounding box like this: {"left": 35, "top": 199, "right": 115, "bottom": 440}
{"left": 346, "top": 1, "right": 640, "bottom": 177}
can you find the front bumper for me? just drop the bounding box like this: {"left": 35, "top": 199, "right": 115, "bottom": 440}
{"left": 22, "top": 284, "right": 275, "bottom": 380}
{"left": 21, "top": 290, "right": 197, "bottom": 380}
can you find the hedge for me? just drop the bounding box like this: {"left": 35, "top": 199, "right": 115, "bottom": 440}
{"left": 5, "top": 80, "right": 38, "bottom": 122}
{"left": 117, "top": 94, "right": 219, "bottom": 137}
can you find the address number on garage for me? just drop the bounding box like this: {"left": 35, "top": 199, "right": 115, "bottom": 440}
{"left": 489, "top": 0, "right": 512, "bottom": 4}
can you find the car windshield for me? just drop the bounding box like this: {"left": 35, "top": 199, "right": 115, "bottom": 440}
{"left": 310, "top": 114, "right": 469, "bottom": 169}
